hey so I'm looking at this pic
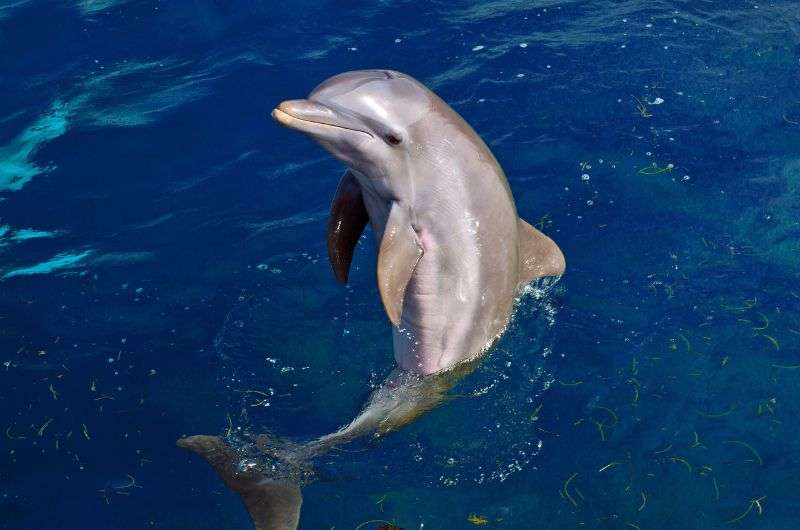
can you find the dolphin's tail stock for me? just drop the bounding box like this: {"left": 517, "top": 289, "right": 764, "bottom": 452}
{"left": 301, "top": 367, "right": 463, "bottom": 454}
{"left": 177, "top": 435, "right": 304, "bottom": 530}
{"left": 177, "top": 361, "right": 480, "bottom": 529}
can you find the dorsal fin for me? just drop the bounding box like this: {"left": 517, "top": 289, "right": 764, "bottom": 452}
{"left": 327, "top": 170, "right": 369, "bottom": 283}
{"left": 517, "top": 218, "right": 565, "bottom": 288}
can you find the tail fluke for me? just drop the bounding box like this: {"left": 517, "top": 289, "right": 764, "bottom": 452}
{"left": 177, "top": 435, "right": 302, "bottom": 530}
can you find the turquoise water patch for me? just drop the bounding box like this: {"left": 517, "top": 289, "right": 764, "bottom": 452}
{"left": 0, "top": 247, "right": 152, "bottom": 279}
{"left": 0, "top": 225, "right": 61, "bottom": 249}
{"left": 9, "top": 228, "right": 59, "bottom": 241}
{"left": 0, "top": 100, "right": 69, "bottom": 192}
{"left": 2, "top": 249, "right": 92, "bottom": 279}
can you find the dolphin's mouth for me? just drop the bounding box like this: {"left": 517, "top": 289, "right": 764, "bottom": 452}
{"left": 272, "top": 100, "right": 373, "bottom": 138}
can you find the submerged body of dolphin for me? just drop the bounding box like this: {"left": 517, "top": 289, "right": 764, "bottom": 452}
{"left": 179, "top": 70, "right": 565, "bottom": 530}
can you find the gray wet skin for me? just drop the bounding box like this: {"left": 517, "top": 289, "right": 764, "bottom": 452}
{"left": 273, "top": 69, "right": 564, "bottom": 375}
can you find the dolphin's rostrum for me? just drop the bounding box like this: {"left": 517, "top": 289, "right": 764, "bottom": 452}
{"left": 179, "top": 69, "right": 565, "bottom": 530}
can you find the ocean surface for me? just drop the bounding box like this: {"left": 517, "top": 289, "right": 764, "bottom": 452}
{"left": 2, "top": 1, "right": 800, "bottom": 529}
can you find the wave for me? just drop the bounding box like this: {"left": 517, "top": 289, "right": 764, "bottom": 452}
{"left": 0, "top": 100, "right": 69, "bottom": 192}
{"left": 74, "top": 59, "right": 213, "bottom": 128}
{"left": 0, "top": 58, "right": 216, "bottom": 192}
{"left": 76, "top": 0, "right": 130, "bottom": 15}
{"left": 1, "top": 247, "right": 155, "bottom": 280}
{"left": 89, "top": 250, "right": 155, "bottom": 265}
{"left": 0, "top": 0, "right": 33, "bottom": 21}
{"left": 245, "top": 209, "right": 328, "bottom": 238}
{"left": 0, "top": 225, "right": 62, "bottom": 248}
{"left": 1, "top": 249, "right": 93, "bottom": 279}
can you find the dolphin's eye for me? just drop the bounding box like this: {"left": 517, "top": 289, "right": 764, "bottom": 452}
{"left": 385, "top": 134, "right": 402, "bottom": 146}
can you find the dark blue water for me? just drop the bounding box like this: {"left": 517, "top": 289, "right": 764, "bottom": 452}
{"left": 2, "top": 1, "right": 800, "bottom": 528}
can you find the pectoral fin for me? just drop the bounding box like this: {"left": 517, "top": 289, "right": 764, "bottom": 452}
{"left": 517, "top": 217, "right": 565, "bottom": 287}
{"left": 377, "top": 203, "right": 423, "bottom": 326}
{"left": 327, "top": 170, "right": 369, "bottom": 283}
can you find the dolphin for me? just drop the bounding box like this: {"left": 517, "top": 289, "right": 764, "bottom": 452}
{"left": 178, "top": 69, "right": 565, "bottom": 530}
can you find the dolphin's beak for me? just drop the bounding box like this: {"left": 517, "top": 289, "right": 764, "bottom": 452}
{"left": 271, "top": 100, "right": 373, "bottom": 138}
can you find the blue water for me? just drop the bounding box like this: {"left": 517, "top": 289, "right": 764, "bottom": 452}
{"left": 2, "top": 1, "right": 800, "bottom": 528}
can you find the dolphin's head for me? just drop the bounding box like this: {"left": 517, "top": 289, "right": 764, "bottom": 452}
{"left": 272, "top": 70, "right": 430, "bottom": 199}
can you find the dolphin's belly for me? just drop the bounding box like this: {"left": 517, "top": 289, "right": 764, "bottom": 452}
{"left": 392, "top": 230, "right": 517, "bottom": 375}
